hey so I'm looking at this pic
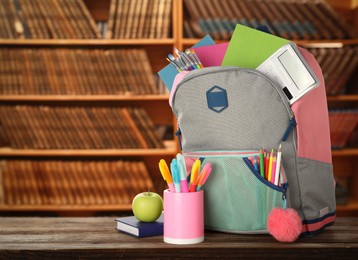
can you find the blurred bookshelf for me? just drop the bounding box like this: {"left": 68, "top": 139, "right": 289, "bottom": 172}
{"left": 0, "top": 0, "right": 176, "bottom": 215}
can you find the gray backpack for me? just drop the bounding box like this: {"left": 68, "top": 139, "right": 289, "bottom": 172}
{"left": 169, "top": 51, "right": 335, "bottom": 238}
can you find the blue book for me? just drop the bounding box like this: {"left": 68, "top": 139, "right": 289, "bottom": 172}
{"left": 115, "top": 214, "right": 164, "bottom": 238}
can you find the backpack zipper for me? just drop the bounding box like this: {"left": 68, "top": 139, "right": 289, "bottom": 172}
{"left": 282, "top": 116, "right": 297, "bottom": 142}
{"left": 185, "top": 150, "right": 258, "bottom": 157}
{"left": 175, "top": 124, "right": 182, "bottom": 150}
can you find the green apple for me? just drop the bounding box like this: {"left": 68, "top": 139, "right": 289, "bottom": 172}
{"left": 132, "top": 191, "right": 163, "bottom": 222}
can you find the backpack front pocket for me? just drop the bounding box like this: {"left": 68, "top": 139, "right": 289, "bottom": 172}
{"left": 186, "top": 151, "right": 287, "bottom": 233}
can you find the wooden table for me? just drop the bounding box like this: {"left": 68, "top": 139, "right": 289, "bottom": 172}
{"left": 0, "top": 217, "right": 357, "bottom": 259}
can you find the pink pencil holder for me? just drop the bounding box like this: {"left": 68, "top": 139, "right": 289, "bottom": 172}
{"left": 163, "top": 189, "right": 204, "bottom": 244}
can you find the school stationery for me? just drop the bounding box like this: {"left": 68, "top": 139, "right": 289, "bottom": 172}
{"left": 257, "top": 42, "right": 320, "bottom": 104}
{"left": 268, "top": 149, "right": 274, "bottom": 182}
{"left": 221, "top": 23, "right": 289, "bottom": 68}
{"left": 259, "top": 148, "right": 264, "bottom": 178}
{"left": 166, "top": 48, "right": 204, "bottom": 72}
{"left": 189, "top": 160, "right": 201, "bottom": 192}
{"left": 192, "top": 42, "right": 229, "bottom": 67}
{"left": 246, "top": 147, "right": 283, "bottom": 186}
{"left": 176, "top": 153, "right": 189, "bottom": 193}
{"left": 158, "top": 159, "right": 175, "bottom": 192}
{"left": 157, "top": 34, "right": 215, "bottom": 91}
{"left": 188, "top": 49, "right": 204, "bottom": 68}
{"left": 274, "top": 144, "right": 282, "bottom": 186}
{"left": 163, "top": 190, "right": 204, "bottom": 244}
{"left": 160, "top": 154, "right": 211, "bottom": 194}
{"left": 196, "top": 163, "right": 212, "bottom": 191}
{"left": 115, "top": 214, "right": 164, "bottom": 238}
{"left": 170, "top": 159, "right": 181, "bottom": 193}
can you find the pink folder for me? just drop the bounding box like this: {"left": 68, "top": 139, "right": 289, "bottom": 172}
{"left": 193, "top": 42, "right": 229, "bottom": 67}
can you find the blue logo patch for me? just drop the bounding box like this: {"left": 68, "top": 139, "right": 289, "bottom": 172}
{"left": 206, "top": 86, "right": 228, "bottom": 113}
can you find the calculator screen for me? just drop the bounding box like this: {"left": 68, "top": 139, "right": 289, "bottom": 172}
{"left": 278, "top": 48, "right": 315, "bottom": 90}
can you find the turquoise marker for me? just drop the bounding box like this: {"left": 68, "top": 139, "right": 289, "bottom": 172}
{"left": 176, "top": 153, "right": 189, "bottom": 193}
{"left": 170, "top": 159, "right": 181, "bottom": 193}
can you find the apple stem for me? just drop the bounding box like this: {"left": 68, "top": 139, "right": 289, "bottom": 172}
{"left": 148, "top": 188, "right": 150, "bottom": 196}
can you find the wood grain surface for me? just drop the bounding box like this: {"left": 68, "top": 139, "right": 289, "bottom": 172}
{"left": 0, "top": 217, "right": 357, "bottom": 259}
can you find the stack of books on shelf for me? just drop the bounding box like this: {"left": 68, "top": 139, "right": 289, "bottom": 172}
{"left": 0, "top": 48, "right": 159, "bottom": 95}
{"left": 106, "top": 0, "right": 172, "bottom": 39}
{"left": 329, "top": 109, "right": 358, "bottom": 149}
{"left": 0, "top": 160, "right": 153, "bottom": 206}
{"left": 0, "top": 105, "right": 164, "bottom": 149}
{"left": 307, "top": 46, "right": 358, "bottom": 95}
{"left": 183, "top": 0, "right": 357, "bottom": 40}
{"left": 0, "top": 0, "right": 100, "bottom": 39}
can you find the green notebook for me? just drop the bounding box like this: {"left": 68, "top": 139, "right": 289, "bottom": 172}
{"left": 221, "top": 24, "right": 290, "bottom": 68}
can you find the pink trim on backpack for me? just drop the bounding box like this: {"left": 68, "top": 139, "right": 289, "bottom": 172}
{"left": 301, "top": 214, "right": 336, "bottom": 235}
{"left": 291, "top": 48, "right": 332, "bottom": 164}
{"left": 169, "top": 71, "right": 190, "bottom": 108}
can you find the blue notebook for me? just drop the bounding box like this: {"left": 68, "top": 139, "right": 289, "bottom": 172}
{"left": 115, "top": 214, "right": 164, "bottom": 238}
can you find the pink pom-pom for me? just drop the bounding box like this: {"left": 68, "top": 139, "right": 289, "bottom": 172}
{"left": 267, "top": 208, "right": 302, "bottom": 242}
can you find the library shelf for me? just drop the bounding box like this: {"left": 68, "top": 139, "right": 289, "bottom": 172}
{"left": 0, "top": 39, "right": 175, "bottom": 46}
{"left": 0, "top": 0, "right": 179, "bottom": 217}
{"left": 332, "top": 149, "right": 358, "bottom": 157}
{"left": 337, "top": 200, "right": 358, "bottom": 216}
{"left": 181, "top": 38, "right": 358, "bottom": 47}
{"left": 0, "top": 205, "right": 133, "bottom": 212}
{"left": 327, "top": 95, "right": 358, "bottom": 102}
{"left": 0, "top": 141, "right": 176, "bottom": 157}
{"left": 0, "top": 95, "right": 170, "bottom": 102}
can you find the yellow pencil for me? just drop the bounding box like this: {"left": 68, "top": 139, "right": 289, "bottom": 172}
{"left": 268, "top": 149, "right": 274, "bottom": 181}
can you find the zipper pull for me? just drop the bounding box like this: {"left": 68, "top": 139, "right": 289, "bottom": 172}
{"left": 281, "top": 117, "right": 296, "bottom": 142}
{"left": 281, "top": 183, "right": 289, "bottom": 209}
{"left": 175, "top": 127, "right": 182, "bottom": 150}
